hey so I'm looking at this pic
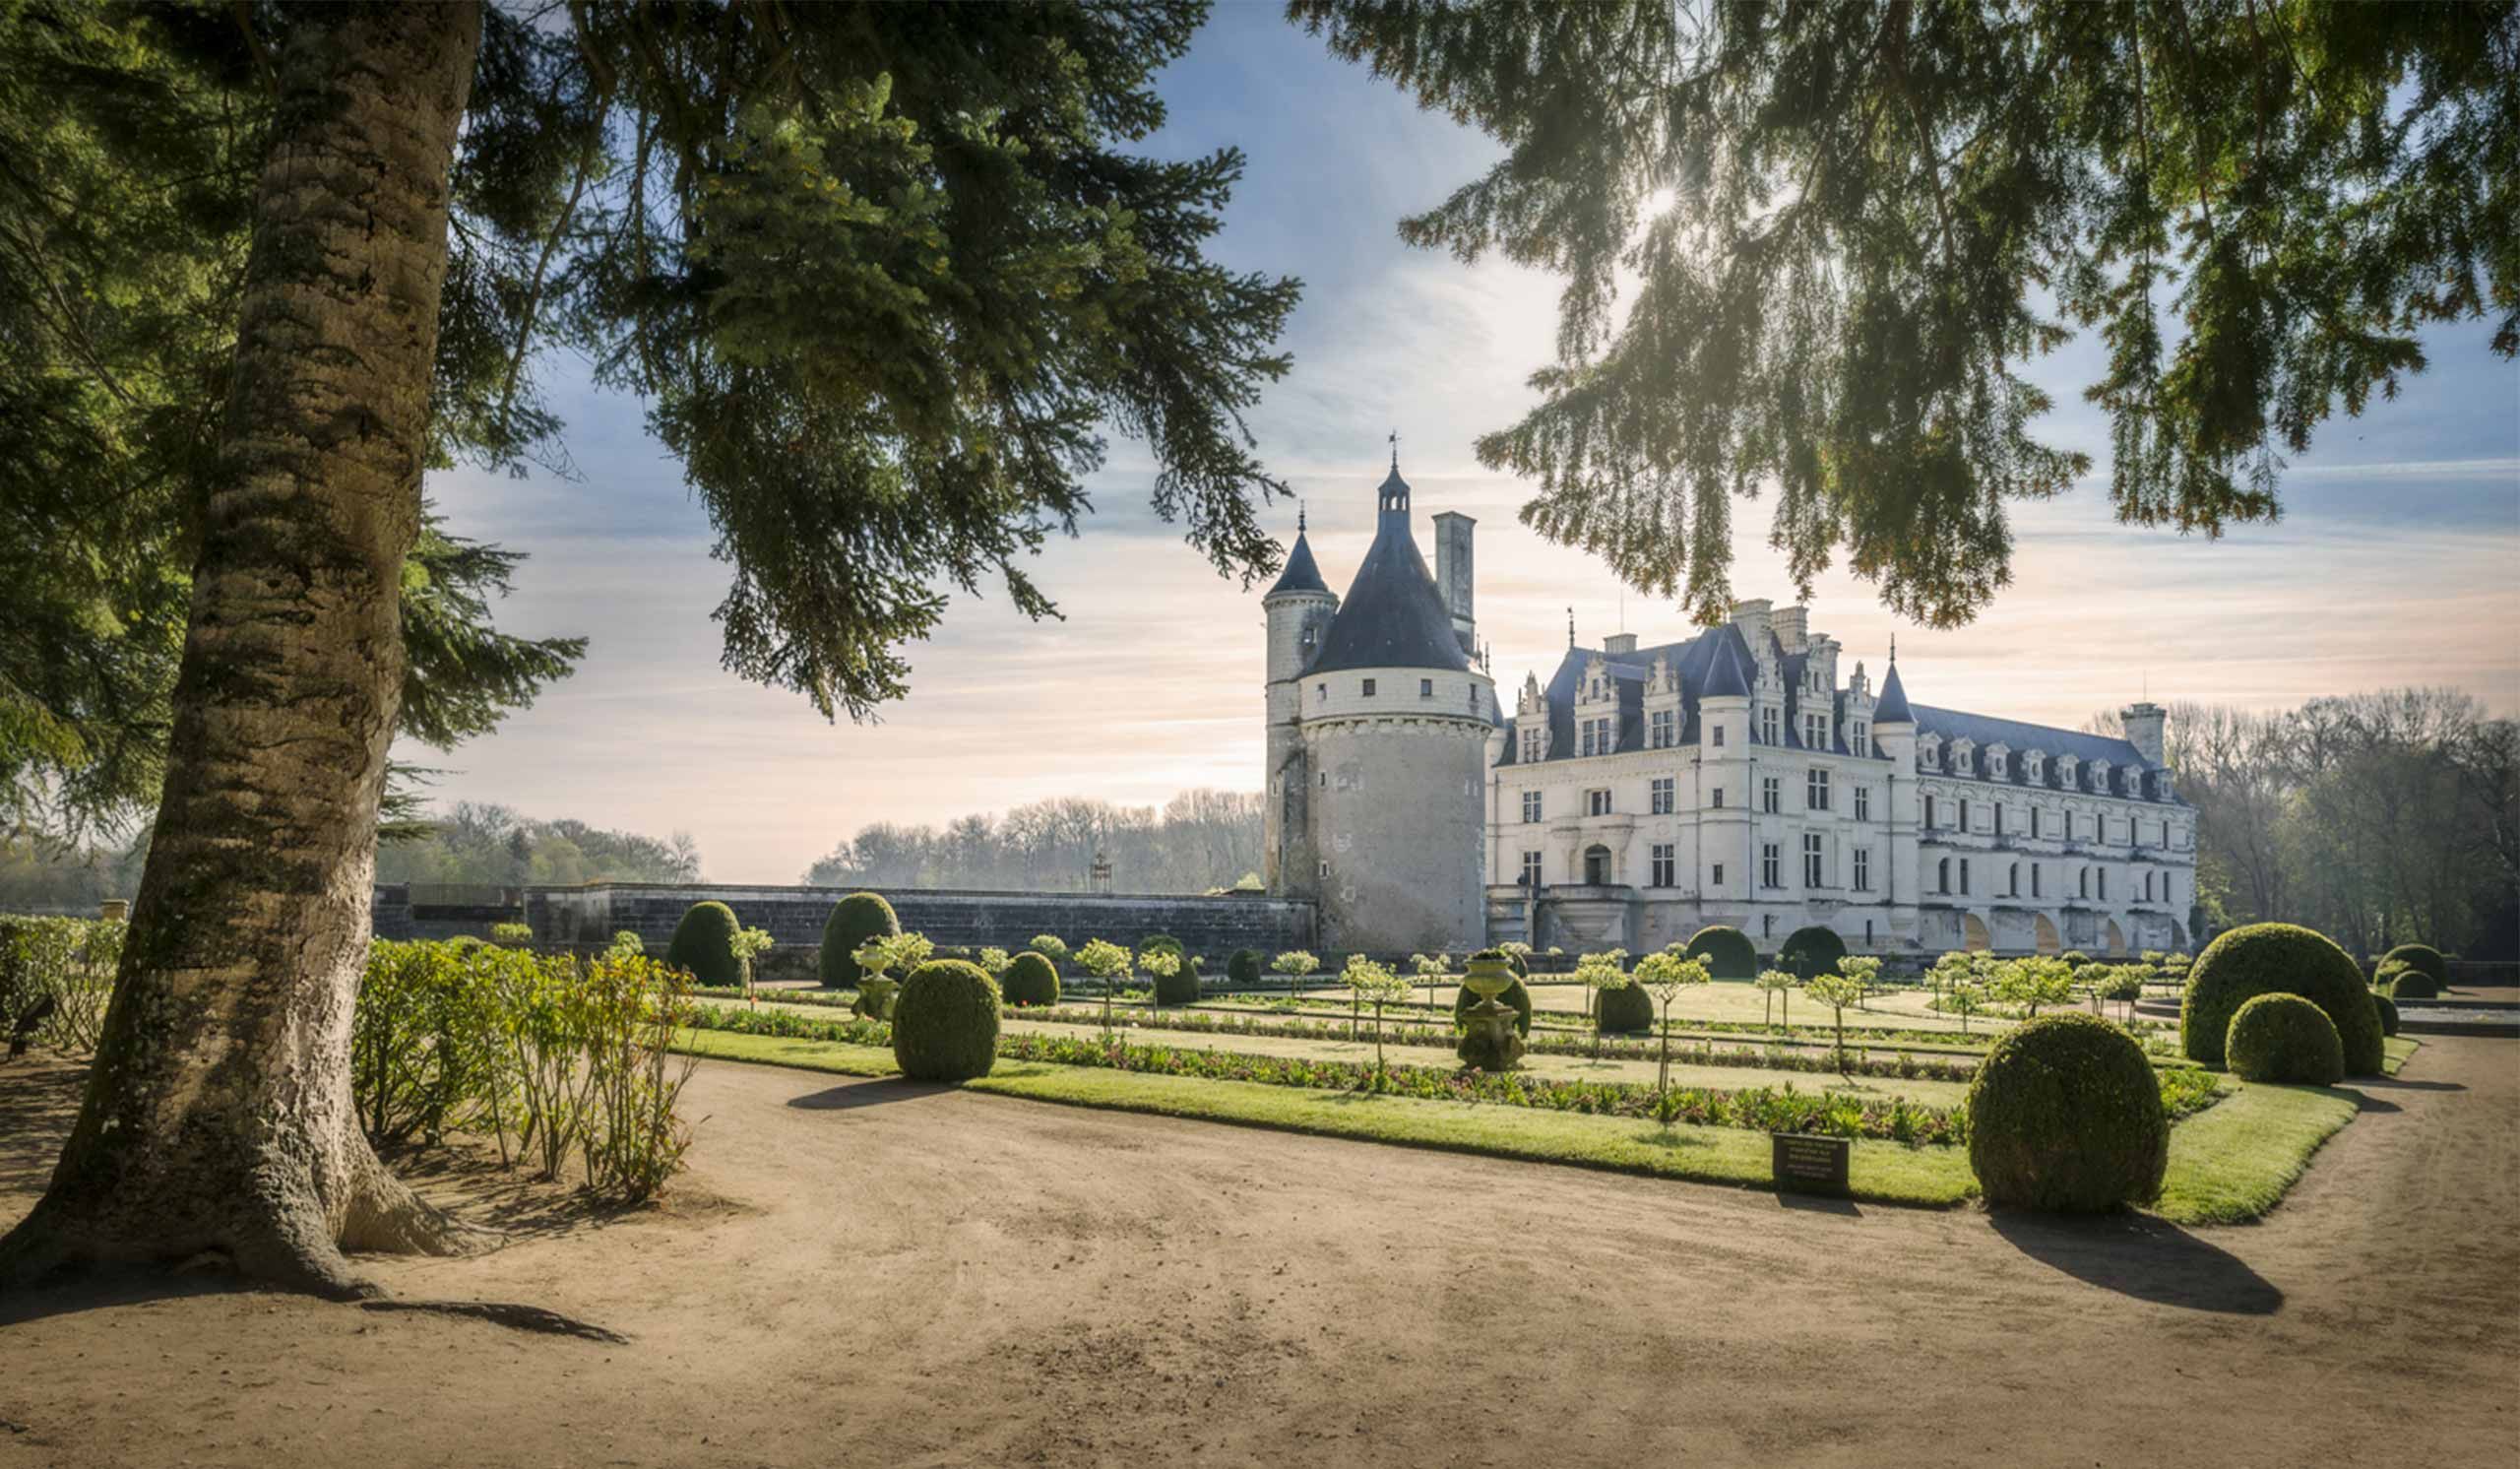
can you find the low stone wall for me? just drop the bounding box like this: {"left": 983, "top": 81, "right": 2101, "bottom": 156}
{"left": 517, "top": 882, "right": 1317, "bottom": 961}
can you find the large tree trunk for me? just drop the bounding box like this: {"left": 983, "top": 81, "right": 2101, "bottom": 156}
{"left": 1, "top": 3, "right": 481, "bottom": 1299}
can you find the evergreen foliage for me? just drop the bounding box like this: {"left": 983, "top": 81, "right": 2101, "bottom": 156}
{"left": 1453, "top": 977, "right": 1534, "bottom": 1036}
{"left": 1967, "top": 1013, "right": 2171, "bottom": 1213}
{"left": 2379, "top": 942, "right": 2449, "bottom": 994}
{"left": 891, "top": 959, "right": 1001, "bottom": 1082}
{"left": 1596, "top": 981, "right": 1655, "bottom": 1035}
{"left": 2225, "top": 992, "right": 2346, "bottom": 1084}
{"left": 1778, "top": 926, "right": 1849, "bottom": 981}
{"left": 817, "top": 891, "right": 901, "bottom": 987}
{"left": 2371, "top": 990, "right": 2400, "bottom": 1038}
{"left": 665, "top": 902, "right": 744, "bottom": 988}
{"left": 1683, "top": 925, "right": 1757, "bottom": 981}
{"left": 1228, "top": 948, "right": 1264, "bottom": 985}
{"left": 2181, "top": 923, "right": 2384, "bottom": 1074}
{"left": 1152, "top": 959, "right": 1200, "bottom": 1006}
{"left": 999, "top": 950, "right": 1061, "bottom": 1008}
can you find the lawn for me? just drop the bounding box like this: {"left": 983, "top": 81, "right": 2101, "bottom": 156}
{"left": 2155, "top": 1078, "right": 2362, "bottom": 1226}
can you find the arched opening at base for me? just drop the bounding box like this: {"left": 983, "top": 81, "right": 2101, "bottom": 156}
{"left": 2033, "top": 913, "right": 2061, "bottom": 955}
{"left": 1962, "top": 913, "right": 1991, "bottom": 952}
{"left": 2105, "top": 919, "right": 2127, "bottom": 957}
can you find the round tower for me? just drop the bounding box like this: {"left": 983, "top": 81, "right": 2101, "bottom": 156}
{"left": 1262, "top": 509, "right": 1336, "bottom": 895}
{"left": 1292, "top": 455, "right": 1494, "bottom": 952}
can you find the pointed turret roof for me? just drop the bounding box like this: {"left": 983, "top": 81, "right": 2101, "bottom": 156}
{"left": 1306, "top": 462, "right": 1470, "bottom": 673}
{"left": 1874, "top": 656, "right": 1915, "bottom": 724}
{"left": 1700, "top": 635, "right": 1751, "bottom": 698}
{"left": 1263, "top": 526, "right": 1330, "bottom": 599}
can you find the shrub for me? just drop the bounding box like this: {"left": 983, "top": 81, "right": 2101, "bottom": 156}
{"left": 892, "top": 959, "right": 1001, "bottom": 1081}
{"left": 1778, "top": 926, "right": 1848, "bottom": 981}
{"left": 2372, "top": 990, "right": 2400, "bottom": 1037}
{"left": 1139, "top": 933, "right": 1185, "bottom": 959}
{"left": 665, "top": 901, "right": 744, "bottom": 987}
{"left": 1151, "top": 958, "right": 1200, "bottom": 1006}
{"left": 1453, "top": 976, "right": 1533, "bottom": 1036}
{"left": 1228, "top": 948, "right": 1264, "bottom": 985}
{"left": 2181, "top": 923, "right": 2383, "bottom": 1074}
{"left": 2378, "top": 956, "right": 2439, "bottom": 1000}
{"left": 2380, "top": 942, "right": 2449, "bottom": 990}
{"left": 818, "top": 892, "right": 901, "bottom": 987}
{"left": 2226, "top": 992, "right": 2345, "bottom": 1084}
{"left": 0, "top": 915, "right": 121, "bottom": 1055}
{"left": 1967, "top": 1012, "right": 2170, "bottom": 1212}
{"left": 999, "top": 950, "right": 1060, "bottom": 1008}
{"left": 1596, "top": 981, "right": 1654, "bottom": 1035}
{"left": 1682, "top": 925, "right": 1757, "bottom": 981}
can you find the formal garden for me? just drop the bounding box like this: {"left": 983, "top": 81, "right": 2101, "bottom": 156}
{"left": 0, "top": 900, "right": 2452, "bottom": 1226}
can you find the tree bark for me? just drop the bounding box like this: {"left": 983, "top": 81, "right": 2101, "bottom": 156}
{"left": 1, "top": 3, "right": 482, "bottom": 1299}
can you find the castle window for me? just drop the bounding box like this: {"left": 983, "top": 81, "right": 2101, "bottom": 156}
{"left": 1958, "top": 858, "right": 1972, "bottom": 894}
{"left": 1650, "top": 844, "right": 1675, "bottom": 887}
{"left": 1806, "top": 768, "right": 1830, "bottom": 810}
{"left": 2006, "top": 862, "right": 2020, "bottom": 897}
{"left": 1520, "top": 851, "right": 1543, "bottom": 888}
{"left": 1361, "top": 678, "right": 1376, "bottom": 697}
{"left": 1650, "top": 778, "right": 1673, "bottom": 814}
{"left": 1803, "top": 713, "right": 1826, "bottom": 748}
{"left": 1854, "top": 785, "right": 1870, "bottom": 822}
{"left": 1318, "top": 772, "right": 1327, "bottom": 788}
{"left": 1713, "top": 725, "right": 1727, "bottom": 748}
{"left": 1521, "top": 791, "right": 1543, "bottom": 824}
{"left": 1521, "top": 728, "right": 1542, "bottom": 763}
{"left": 2097, "top": 868, "right": 2109, "bottom": 901}
{"left": 1924, "top": 795, "right": 1937, "bottom": 828}
{"left": 1801, "top": 834, "right": 1823, "bottom": 887}
{"left": 1993, "top": 803, "right": 2005, "bottom": 837}
{"left": 1937, "top": 858, "right": 1951, "bottom": 894}
{"left": 2079, "top": 866, "right": 2090, "bottom": 899}
{"left": 1761, "top": 844, "right": 1782, "bottom": 889}
{"left": 1650, "top": 709, "right": 1674, "bottom": 748}
{"left": 1467, "top": 684, "right": 1478, "bottom": 711}
{"left": 1316, "top": 682, "right": 1325, "bottom": 700}
{"left": 1760, "top": 707, "right": 1780, "bottom": 743}
{"left": 1762, "top": 777, "right": 1782, "bottom": 814}
{"left": 2029, "top": 806, "right": 2041, "bottom": 839}
{"left": 1711, "top": 862, "right": 1726, "bottom": 886}
{"left": 1854, "top": 847, "right": 1871, "bottom": 892}
{"left": 1959, "top": 798, "right": 1972, "bottom": 832}
{"left": 2031, "top": 863, "right": 2043, "bottom": 897}
{"left": 1318, "top": 860, "right": 1330, "bottom": 878}
{"left": 1852, "top": 721, "right": 1867, "bottom": 752}
{"left": 1711, "top": 787, "right": 1726, "bottom": 809}
{"left": 1584, "top": 845, "right": 1612, "bottom": 883}
{"left": 1586, "top": 788, "right": 1612, "bottom": 816}
{"left": 1420, "top": 678, "right": 1433, "bottom": 698}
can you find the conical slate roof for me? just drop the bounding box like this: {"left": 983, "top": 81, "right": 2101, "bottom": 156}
{"left": 1699, "top": 635, "right": 1752, "bottom": 698}
{"left": 1874, "top": 658, "right": 1915, "bottom": 724}
{"left": 1264, "top": 529, "right": 1330, "bottom": 599}
{"left": 1306, "top": 465, "right": 1470, "bottom": 673}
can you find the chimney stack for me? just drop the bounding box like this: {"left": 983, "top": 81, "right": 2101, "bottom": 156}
{"left": 2120, "top": 701, "right": 2167, "bottom": 766}
{"left": 1772, "top": 604, "right": 1809, "bottom": 653}
{"left": 1432, "top": 511, "right": 1476, "bottom": 657}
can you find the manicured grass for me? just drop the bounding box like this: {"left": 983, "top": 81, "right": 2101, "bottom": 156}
{"left": 674, "top": 1027, "right": 1981, "bottom": 1208}
{"left": 2383, "top": 1035, "right": 2421, "bottom": 1074}
{"left": 2154, "top": 1077, "right": 2361, "bottom": 1226}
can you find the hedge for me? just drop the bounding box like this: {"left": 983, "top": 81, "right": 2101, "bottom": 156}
{"left": 665, "top": 901, "right": 744, "bottom": 987}
{"left": 2379, "top": 942, "right": 2449, "bottom": 990}
{"left": 892, "top": 959, "right": 1001, "bottom": 1081}
{"left": 1152, "top": 961, "right": 1200, "bottom": 1006}
{"left": 2181, "top": 923, "right": 2384, "bottom": 1075}
{"left": 2371, "top": 990, "right": 2400, "bottom": 1038}
{"left": 1683, "top": 925, "right": 1757, "bottom": 981}
{"left": 1596, "top": 983, "right": 1655, "bottom": 1035}
{"left": 2226, "top": 992, "right": 2345, "bottom": 1085}
{"left": 1228, "top": 948, "right": 1264, "bottom": 985}
{"left": 1453, "top": 977, "right": 1533, "bottom": 1036}
{"left": 1778, "top": 926, "right": 1849, "bottom": 981}
{"left": 1967, "top": 1012, "right": 2170, "bottom": 1212}
{"left": 2377, "top": 956, "right": 2440, "bottom": 1000}
{"left": 999, "top": 950, "right": 1060, "bottom": 1008}
{"left": 817, "top": 892, "right": 901, "bottom": 988}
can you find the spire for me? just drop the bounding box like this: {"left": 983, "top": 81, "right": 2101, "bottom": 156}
{"left": 1388, "top": 428, "right": 1399, "bottom": 473}
{"left": 1297, "top": 498, "right": 1306, "bottom": 534}
{"left": 1874, "top": 653, "right": 1915, "bottom": 725}
{"left": 1263, "top": 507, "right": 1330, "bottom": 601}
{"left": 1566, "top": 607, "right": 1575, "bottom": 648}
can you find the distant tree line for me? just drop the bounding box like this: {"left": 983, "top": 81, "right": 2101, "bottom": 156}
{"left": 2094, "top": 688, "right": 2517, "bottom": 960}
{"left": 375, "top": 802, "right": 703, "bottom": 889}
{"left": 803, "top": 789, "right": 1265, "bottom": 895}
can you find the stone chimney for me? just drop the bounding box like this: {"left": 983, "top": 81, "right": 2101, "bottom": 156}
{"left": 1772, "top": 604, "right": 1809, "bottom": 653}
{"left": 1603, "top": 632, "right": 1638, "bottom": 657}
{"left": 1432, "top": 511, "right": 1476, "bottom": 657}
{"left": 2121, "top": 701, "right": 2167, "bottom": 766}
{"left": 1730, "top": 597, "right": 1772, "bottom": 651}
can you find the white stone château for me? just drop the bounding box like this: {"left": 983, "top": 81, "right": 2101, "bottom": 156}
{"left": 1483, "top": 600, "right": 2196, "bottom": 958}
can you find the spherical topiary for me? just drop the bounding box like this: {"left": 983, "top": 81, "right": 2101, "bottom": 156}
{"left": 1779, "top": 926, "right": 1849, "bottom": 981}
{"left": 999, "top": 950, "right": 1060, "bottom": 1008}
{"left": 1683, "top": 925, "right": 1757, "bottom": 981}
{"left": 2181, "top": 923, "right": 2383, "bottom": 1074}
{"left": 1967, "top": 1012, "right": 2170, "bottom": 1213}
{"left": 1228, "top": 948, "right": 1263, "bottom": 985}
{"left": 1152, "top": 960, "right": 1199, "bottom": 1006}
{"left": 892, "top": 959, "right": 1001, "bottom": 1081}
{"left": 2372, "top": 990, "right": 2400, "bottom": 1038}
{"left": 2377, "top": 956, "right": 2439, "bottom": 1000}
{"left": 817, "top": 891, "right": 900, "bottom": 988}
{"left": 665, "top": 901, "right": 744, "bottom": 987}
{"left": 2226, "top": 991, "right": 2346, "bottom": 1084}
{"left": 1138, "top": 933, "right": 1185, "bottom": 959}
{"left": 2380, "top": 942, "right": 2449, "bottom": 991}
{"left": 1453, "top": 977, "right": 1533, "bottom": 1036}
{"left": 1596, "top": 983, "right": 1654, "bottom": 1035}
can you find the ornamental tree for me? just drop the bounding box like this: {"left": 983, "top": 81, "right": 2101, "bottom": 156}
{"left": 1634, "top": 950, "right": 1712, "bottom": 1123}
{"left": 1075, "top": 939, "right": 1135, "bottom": 1034}
{"left": 729, "top": 926, "right": 776, "bottom": 998}
{"left": 1342, "top": 955, "right": 1414, "bottom": 1090}
{"left": 1801, "top": 971, "right": 1869, "bottom": 1074}
{"left": 1574, "top": 949, "right": 1629, "bottom": 1055}
{"left": 1409, "top": 952, "right": 1452, "bottom": 1014}
{"left": 1755, "top": 968, "right": 1797, "bottom": 1030}
{"left": 1029, "top": 934, "right": 1070, "bottom": 963}
{"left": 1271, "top": 950, "right": 1321, "bottom": 992}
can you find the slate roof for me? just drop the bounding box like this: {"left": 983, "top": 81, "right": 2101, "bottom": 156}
{"left": 1263, "top": 529, "right": 1330, "bottom": 599}
{"left": 1496, "top": 621, "right": 1881, "bottom": 766}
{"left": 1305, "top": 467, "right": 1472, "bottom": 674}
{"left": 1910, "top": 705, "right": 2153, "bottom": 773}
{"left": 1873, "top": 660, "right": 1914, "bottom": 723}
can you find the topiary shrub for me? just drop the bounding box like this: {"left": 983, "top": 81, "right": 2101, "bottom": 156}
{"left": 2226, "top": 991, "right": 2346, "bottom": 1084}
{"left": 1505, "top": 949, "right": 1530, "bottom": 979}
{"left": 892, "top": 959, "right": 1001, "bottom": 1081}
{"left": 1596, "top": 983, "right": 1654, "bottom": 1035}
{"left": 2181, "top": 923, "right": 2383, "bottom": 1074}
{"left": 1967, "top": 1012, "right": 2170, "bottom": 1213}
{"left": 1778, "top": 926, "right": 1849, "bottom": 981}
{"left": 665, "top": 901, "right": 744, "bottom": 987}
{"left": 1453, "top": 977, "right": 1533, "bottom": 1036}
{"left": 2372, "top": 990, "right": 2400, "bottom": 1037}
{"left": 2377, "top": 956, "right": 2439, "bottom": 1000}
{"left": 1228, "top": 948, "right": 1263, "bottom": 985}
{"left": 1138, "top": 933, "right": 1185, "bottom": 959}
{"left": 817, "top": 892, "right": 900, "bottom": 988}
{"left": 1683, "top": 925, "right": 1757, "bottom": 981}
{"left": 2380, "top": 942, "right": 2449, "bottom": 992}
{"left": 1152, "top": 961, "right": 1199, "bottom": 1006}
{"left": 999, "top": 950, "right": 1060, "bottom": 1008}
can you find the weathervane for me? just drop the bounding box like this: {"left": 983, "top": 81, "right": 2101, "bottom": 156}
{"left": 1297, "top": 497, "right": 1305, "bottom": 533}
{"left": 1388, "top": 428, "right": 1399, "bottom": 471}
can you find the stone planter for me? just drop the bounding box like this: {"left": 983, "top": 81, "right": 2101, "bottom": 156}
{"left": 1464, "top": 956, "right": 1517, "bottom": 1001}
{"left": 1457, "top": 999, "right": 1527, "bottom": 1071}
{"left": 853, "top": 977, "right": 898, "bottom": 1021}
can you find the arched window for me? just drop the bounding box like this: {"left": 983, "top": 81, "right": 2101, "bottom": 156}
{"left": 2078, "top": 866, "right": 2090, "bottom": 899}
{"left": 1584, "top": 845, "right": 1612, "bottom": 885}
{"left": 2007, "top": 862, "right": 2020, "bottom": 897}
{"left": 1937, "top": 858, "right": 1951, "bottom": 894}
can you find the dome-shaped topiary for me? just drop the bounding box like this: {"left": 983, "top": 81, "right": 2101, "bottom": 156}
{"left": 817, "top": 892, "right": 900, "bottom": 988}
{"left": 1967, "top": 1012, "right": 2170, "bottom": 1212}
{"left": 2380, "top": 942, "right": 2449, "bottom": 991}
{"left": 892, "top": 959, "right": 1001, "bottom": 1081}
{"left": 1683, "top": 925, "right": 1758, "bottom": 981}
{"left": 999, "top": 950, "right": 1060, "bottom": 1008}
{"left": 665, "top": 901, "right": 744, "bottom": 987}
{"left": 1596, "top": 983, "right": 1654, "bottom": 1035}
{"left": 1779, "top": 926, "right": 1849, "bottom": 980}
{"left": 1152, "top": 960, "right": 1199, "bottom": 1006}
{"left": 1228, "top": 948, "right": 1263, "bottom": 985}
{"left": 2377, "top": 956, "right": 2439, "bottom": 1000}
{"left": 1453, "top": 977, "right": 1533, "bottom": 1036}
{"left": 1138, "top": 933, "right": 1185, "bottom": 959}
{"left": 2226, "top": 991, "right": 2345, "bottom": 1084}
{"left": 2371, "top": 990, "right": 2400, "bottom": 1037}
{"left": 2181, "top": 923, "right": 2383, "bottom": 1074}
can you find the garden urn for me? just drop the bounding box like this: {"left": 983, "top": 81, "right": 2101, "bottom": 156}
{"left": 854, "top": 976, "right": 899, "bottom": 1021}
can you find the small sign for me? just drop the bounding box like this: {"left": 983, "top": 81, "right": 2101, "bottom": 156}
{"left": 1771, "top": 1131, "right": 1851, "bottom": 1196}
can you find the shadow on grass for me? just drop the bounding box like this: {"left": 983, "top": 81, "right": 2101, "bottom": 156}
{"left": 1623, "top": 1125, "right": 1716, "bottom": 1154}
{"left": 1989, "top": 1210, "right": 2282, "bottom": 1315}
{"left": 787, "top": 1076, "right": 956, "bottom": 1111}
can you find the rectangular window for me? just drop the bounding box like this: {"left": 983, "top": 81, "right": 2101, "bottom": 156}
{"left": 1853, "top": 847, "right": 1872, "bottom": 892}
{"left": 1519, "top": 851, "right": 1543, "bottom": 887}
{"left": 1316, "top": 682, "right": 1326, "bottom": 700}
{"left": 1650, "top": 708, "right": 1674, "bottom": 748}
{"left": 1711, "top": 862, "right": 1726, "bottom": 886}
{"left": 1587, "top": 788, "right": 1612, "bottom": 816}
{"left": 1713, "top": 725, "right": 1727, "bottom": 748}
{"left": 1520, "top": 728, "right": 1542, "bottom": 764}
{"left": 1579, "top": 721, "right": 1596, "bottom": 757}
{"left": 2032, "top": 863, "right": 2043, "bottom": 897}
{"left": 1761, "top": 707, "right": 1780, "bottom": 743}
{"left": 1960, "top": 798, "right": 1972, "bottom": 833}
{"left": 1420, "top": 677, "right": 1433, "bottom": 698}
{"left": 1852, "top": 721, "right": 1867, "bottom": 752}
{"left": 1762, "top": 777, "right": 1782, "bottom": 814}
{"left": 1761, "top": 843, "right": 1782, "bottom": 889}
{"left": 1521, "top": 790, "right": 1543, "bottom": 824}
{"left": 2098, "top": 868, "right": 2109, "bottom": 901}
{"left": 1924, "top": 795, "right": 1937, "bottom": 829}
{"left": 1993, "top": 803, "right": 2005, "bottom": 837}
{"left": 1318, "top": 859, "right": 1330, "bottom": 878}
{"left": 1802, "top": 833, "right": 1823, "bottom": 887}
{"left": 1958, "top": 858, "right": 1972, "bottom": 894}
{"left": 2029, "top": 806, "right": 2041, "bottom": 839}
{"left": 1361, "top": 677, "right": 1376, "bottom": 697}
{"left": 1650, "top": 777, "right": 1673, "bottom": 815}
{"left": 1650, "top": 844, "right": 1675, "bottom": 887}
{"left": 1854, "top": 785, "right": 1870, "bottom": 822}
{"left": 1711, "top": 787, "right": 1726, "bottom": 809}
{"left": 1804, "top": 713, "right": 1826, "bottom": 748}
{"left": 1806, "top": 767, "right": 1831, "bottom": 811}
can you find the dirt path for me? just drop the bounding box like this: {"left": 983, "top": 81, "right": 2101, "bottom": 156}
{"left": 3, "top": 1037, "right": 2511, "bottom": 1468}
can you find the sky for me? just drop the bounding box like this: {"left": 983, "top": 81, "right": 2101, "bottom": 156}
{"left": 413, "top": 3, "right": 2520, "bottom": 884}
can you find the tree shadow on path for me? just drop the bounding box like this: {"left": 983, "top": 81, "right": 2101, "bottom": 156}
{"left": 1989, "top": 1210, "right": 2283, "bottom": 1315}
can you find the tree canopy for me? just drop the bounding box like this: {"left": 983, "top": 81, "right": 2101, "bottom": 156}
{"left": 1292, "top": 0, "right": 2518, "bottom": 625}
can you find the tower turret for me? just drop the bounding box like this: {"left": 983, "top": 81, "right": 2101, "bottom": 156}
{"left": 1262, "top": 508, "right": 1338, "bottom": 893}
